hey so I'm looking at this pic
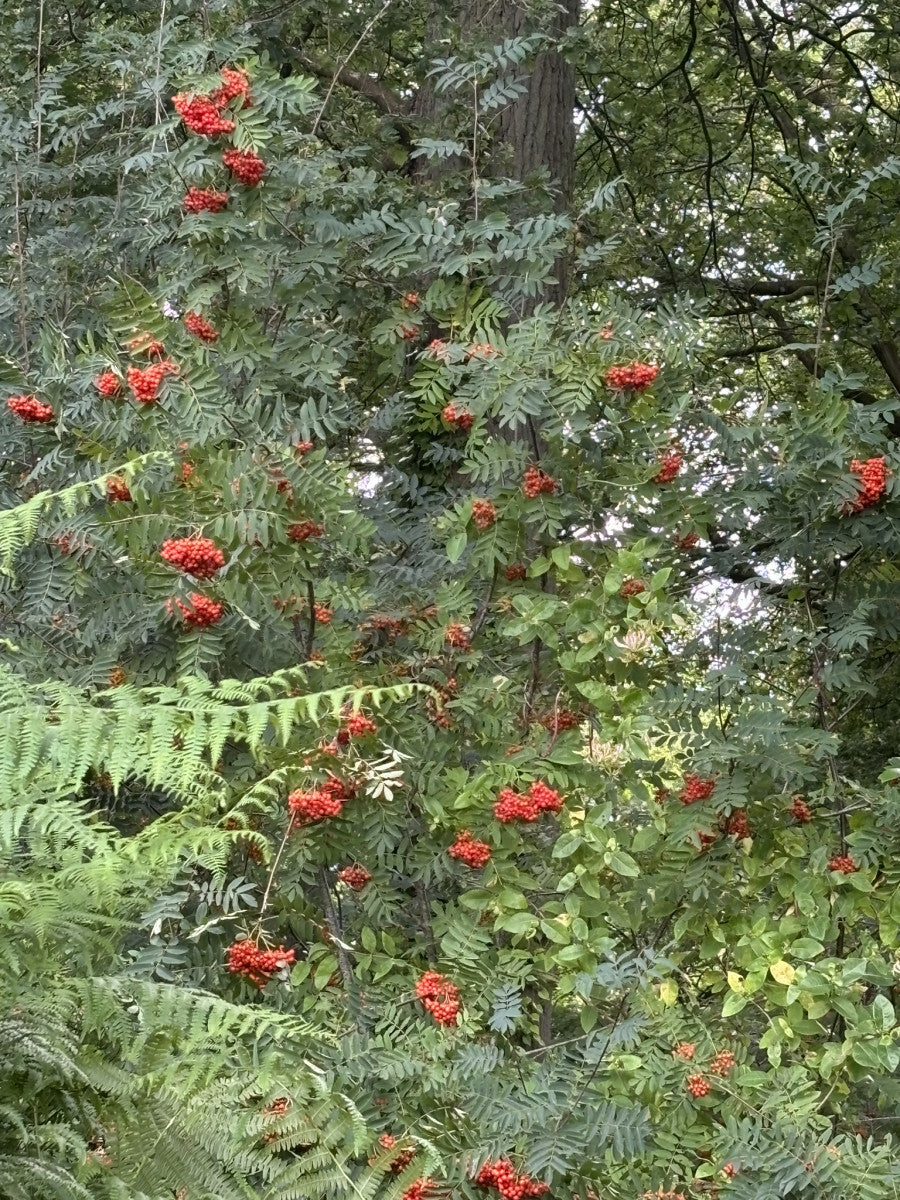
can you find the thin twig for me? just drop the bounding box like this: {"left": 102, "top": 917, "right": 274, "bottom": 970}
{"left": 310, "top": 0, "right": 393, "bottom": 137}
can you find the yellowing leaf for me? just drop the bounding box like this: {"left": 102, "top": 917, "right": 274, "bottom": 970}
{"left": 769, "top": 960, "right": 796, "bottom": 985}
{"left": 659, "top": 979, "right": 678, "bottom": 1006}
{"left": 727, "top": 971, "right": 745, "bottom": 993}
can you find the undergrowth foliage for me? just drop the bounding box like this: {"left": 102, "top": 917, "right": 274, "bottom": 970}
{"left": 0, "top": 5, "right": 899, "bottom": 1200}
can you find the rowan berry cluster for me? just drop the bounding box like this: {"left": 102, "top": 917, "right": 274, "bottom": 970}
{"left": 167, "top": 593, "right": 225, "bottom": 628}
{"left": 522, "top": 466, "right": 557, "bottom": 497}
{"left": 467, "top": 343, "right": 500, "bottom": 360}
{"left": 401, "top": 292, "right": 420, "bottom": 310}
{"left": 493, "top": 780, "right": 563, "bottom": 823}
{"left": 184, "top": 311, "right": 218, "bottom": 342}
{"left": 427, "top": 338, "right": 449, "bottom": 358}
{"left": 343, "top": 712, "right": 378, "bottom": 738}
{"left": 828, "top": 854, "right": 858, "bottom": 875}
{"left": 262, "top": 1097, "right": 290, "bottom": 1119}
{"left": 160, "top": 536, "right": 226, "bottom": 578}
{"left": 337, "top": 865, "right": 372, "bottom": 891}
{"left": 445, "top": 622, "right": 472, "bottom": 650}
{"left": 296, "top": 439, "right": 314, "bottom": 455}
{"left": 401, "top": 1179, "right": 433, "bottom": 1200}
{"left": 722, "top": 1164, "right": 738, "bottom": 1179}
{"left": 105, "top": 476, "right": 132, "bottom": 502}
{"left": 223, "top": 147, "right": 266, "bottom": 186}
{"left": 126, "top": 361, "right": 179, "bottom": 403}
{"left": 376, "top": 1133, "right": 416, "bottom": 1171}
{"left": 314, "top": 603, "right": 333, "bottom": 624}
{"left": 108, "top": 666, "right": 127, "bottom": 687}
{"left": 362, "top": 613, "right": 407, "bottom": 640}
{"left": 673, "top": 1042, "right": 695, "bottom": 1060}
{"left": 846, "top": 457, "right": 889, "bottom": 513}
{"left": 287, "top": 519, "right": 324, "bottom": 542}
{"left": 173, "top": 92, "right": 236, "bottom": 136}
{"left": 94, "top": 372, "right": 121, "bottom": 397}
{"left": 442, "top": 403, "right": 474, "bottom": 431}
{"left": 7, "top": 394, "right": 54, "bottom": 423}
{"left": 183, "top": 186, "right": 228, "bottom": 214}
{"left": 673, "top": 530, "right": 698, "bottom": 549}
{"left": 710, "top": 1050, "right": 736, "bottom": 1076}
{"left": 725, "top": 811, "right": 750, "bottom": 839}
{"left": 790, "top": 795, "right": 812, "bottom": 823}
{"left": 540, "top": 708, "right": 581, "bottom": 734}
{"left": 397, "top": 324, "right": 419, "bottom": 341}
{"left": 472, "top": 499, "right": 497, "bottom": 530}
{"left": 620, "top": 578, "right": 645, "bottom": 598}
{"left": 686, "top": 1074, "right": 711, "bottom": 1098}
{"left": 211, "top": 66, "right": 252, "bottom": 107}
{"left": 448, "top": 830, "right": 492, "bottom": 868}
{"left": 504, "top": 562, "right": 527, "bottom": 581}
{"left": 475, "top": 1160, "right": 548, "bottom": 1200}
{"left": 288, "top": 787, "right": 344, "bottom": 825}
{"left": 679, "top": 773, "right": 716, "bottom": 804}
{"left": 655, "top": 449, "right": 682, "bottom": 483}
{"left": 127, "top": 332, "right": 165, "bottom": 357}
{"left": 604, "top": 362, "right": 659, "bottom": 391}
{"left": 179, "top": 461, "right": 196, "bottom": 485}
{"left": 415, "top": 971, "right": 460, "bottom": 1025}
{"left": 226, "top": 938, "right": 295, "bottom": 987}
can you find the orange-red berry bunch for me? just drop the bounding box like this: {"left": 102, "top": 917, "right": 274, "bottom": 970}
{"left": 673, "top": 530, "right": 698, "bottom": 549}
{"left": 223, "top": 147, "right": 266, "bottom": 186}
{"left": 445, "top": 622, "right": 471, "bottom": 650}
{"left": 127, "top": 333, "right": 165, "bottom": 357}
{"left": 522, "top": 466, "right": 556, "bottom": 498}
{"left": 126, "top": 361, "right": 179, "bottom": 404}
{"left": 790, "top": 795, "right": 812, "bottom": 823}
{"left": 493, "top": 780, "right": 563, "bottom": 823}
{"left": 226, "top": 938, "right": 295, "bottom": 987}
{"left": 604, "top": 362, "right": 659, "bottom": 391}
{"left": 472, "top": 499, "right": 497, "bottom": 530}
{"left": 679, "top": 773, "right": 716, "bottom": 805}
{"left": 620, "top": 578, "right": 645, "bottom": 598}
{"left": 696, "top": 830, "right": 718, "bottom": 851}
{"left": 828, "top": 854, "right": 858, "bottom": 875}
{"left": 105, "top": 476, "right": 132, "bottom": 502}
{"left": 314, "top": 603, "right": 333, "bottom": 624}
{"left": 288, "top": 519, "right": 324, "bottom": 542}
{"left": 448, "top": 830, "right": 492, "bottom": 868}
{"left": 475, "top": 1160, "right": 549, "bottom": 1200}
{"left": 540, "top": 708, "right": 581, "bottom": 734}
{"left": 655, "top": 449, "right": 682, "bottom": 483}
{"left": 397, "top": 324, "right": 419, "bottom": 341}
{"left": 709, "top": 1050, "right": 736, "bottom": 1076}
{"left": 160, "top": 536, "right": 226, "bottom": 578}
{"left": 442, "top": 402, "right": 474, "bottom": 432}
{"left": 295, "top": 439, "right": 314, "bottom": 455}
{"left": 415, "top": 971, "right": 460, "bottom": 1025}
{"left": 401, "top": 292, "right": 420, "bottom": 310}
{"left": 673, "top": 1042, "right": 695, "bottom": 1060}
{"left": 211, "top": 66, "right": 252, "bottom": 107}
{"left": 184, "top": 186, "right": 228, "bottom": 214}
{"left": 504, "top": 562, "right": 527, "bottom": 581}
{"left": 467, "top": 343, "right": 500, "bottom": 361}
{"left": 173, "top": 92, "right": 235, "bottom": 136}
{"left": 846, "top": 457, "right": 889, "bottom": 513}
{"left": 686, "top": 1074, "right": 711, "bottom": 1098}
{"left": 288, "top": 787, "right": 344, "bottom": 825}
{"left": 725, "top": 811, "right": 750, "bottom": 839}
{"left": 376, "top": 1133, "right": 416, "bottom": 1172}
{"left": 167, "top": 593, "right": 225, "bottom": 628}
{"left": 262, "top": 1096, "right": 290, "bottom": 1119}
{"left": 184, "top": 311, "right": 218, "bottom": 342}
{"left": 342, "top": 712, "right": 378, "bottom": 738}
{"left": 7, "top": 394, "right": 54, "bottom": 423}
{"left": 401, "top": 1180, "right": 433, "bottom": 1200}
{"left": 94, "top": 372, "right": 121, "bottom": 397}
{"left": 337, "top": 865, "right": 372, "bottom": 891}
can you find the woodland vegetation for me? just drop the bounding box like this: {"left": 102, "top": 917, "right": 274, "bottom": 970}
{"left": 1, "top": 2, "right": 900, "bottom": 1199}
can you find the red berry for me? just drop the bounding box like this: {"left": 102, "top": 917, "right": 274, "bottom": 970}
{"left": 173, "top": 91, "right": 235, "bottom": 136}
{"left": 539, "top": 708, "right": 581, "bottom": 734}
{"left": 226, "top": 937, "right": 295, "bottom": 987}
{"left": 828, "top": 853, "right": 858, "bottom": 875}
{"left": 604, "top": 361, "right": 659, "bottom": 392}
{"left": 673, "top": 530, "right": 699, "bottom": 549}
{"left": 166, "top": 592, "right": 225, "bottom": 628}
{"left": 222, "top": 146, "right": 266, "bottom": 186}
{"left": 789, "top": 795, "right": 812, "bottom": 823}
{"left": 94, "top": 372, "right": 121, "bottom": 397}
{"left": 686, "top": 1073, "right": 710, "bottom": 1098}
{"left": 493, "top": 780, "right": 563, "bottom": 823}
{"left": 466, "top": 343, "right": 500, "bottom": 361}
{"left": 287, "top": 787, "right": 344, "bottom": 825}
{"left": 619, "top": 577, "right": 645, "bottom": 598}
{"left": 679, "top": 772, "right": 716, "bottom": 805}
{"left": 522, "top": 466, "right": 557, "bottom": 498}
{"left": 126, "top": 333, "right": 166, "bottom": 358}
{"left": 415, "top": 971, "right": 460, "bottom": 1025}
{"left": 314, "top": 603, "right": 333, "bottom": 624}
{"left": 184, "top": 311, "right": 218, "bottom": 342}
{"left": 343, "top": 712, "right": 378, "bottom": 738}
{"left": 442, "top": 402, "right": 474, "bottom": 432}
{"left": 472, "top": 499, "right": 497, "bottom": 531}
{"left": 160, "top": 536, "right": 226, "bottom": 579}
{"left": 654, "top": 449, "right": 682, "bottom": 483}
{"left": 448, "top": 830, "right": 492, "bottom": 868}
{"left": 210, "top": 66, "right": 252, "bottom": 108}
{"left": 673, "top": 1042, "right": 695, "bottom": 1060}
{"left": 401, "top": 292, "right": 420, "bottom": 310}
{"left": 183, "top": 186, "right": 228, "bottom": 214}
{"left": 287, "top": 519, "right": 324, "bottom": 542}
{"left": 504, "top": 562, "right": 527, "bottom": 581}
{"left": 724, "top": 810, "right": 751, "bottom": 839}
{"left": 7, "top": 394, "right": 54, "bottom": 424}
{"left": 126, "top": 360, "right": 179, "bottom": 404}
{"left": 445, "top": 622, "right": 471, "bottom": 650}
{"left": 845, "top": 457, "right": 889, "bottom": 513}
{"left": 337, "top": 865, "right": 372, "bottom": 891}
{"left": 709, "top": 1050, "right": 736, "bottom": 1076}
{"left": 401, "top": 1179, "right": 433, "bottom": 1200}
{"left": 105, "top": 475, "right": 132, "bottom": 502}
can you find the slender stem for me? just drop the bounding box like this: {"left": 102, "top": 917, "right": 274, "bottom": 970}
{"left": 310, "top": 0, "right": 392, "bottom": 137}
{"left": 257, "top": 816, "right": 293, "bottom": 922}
